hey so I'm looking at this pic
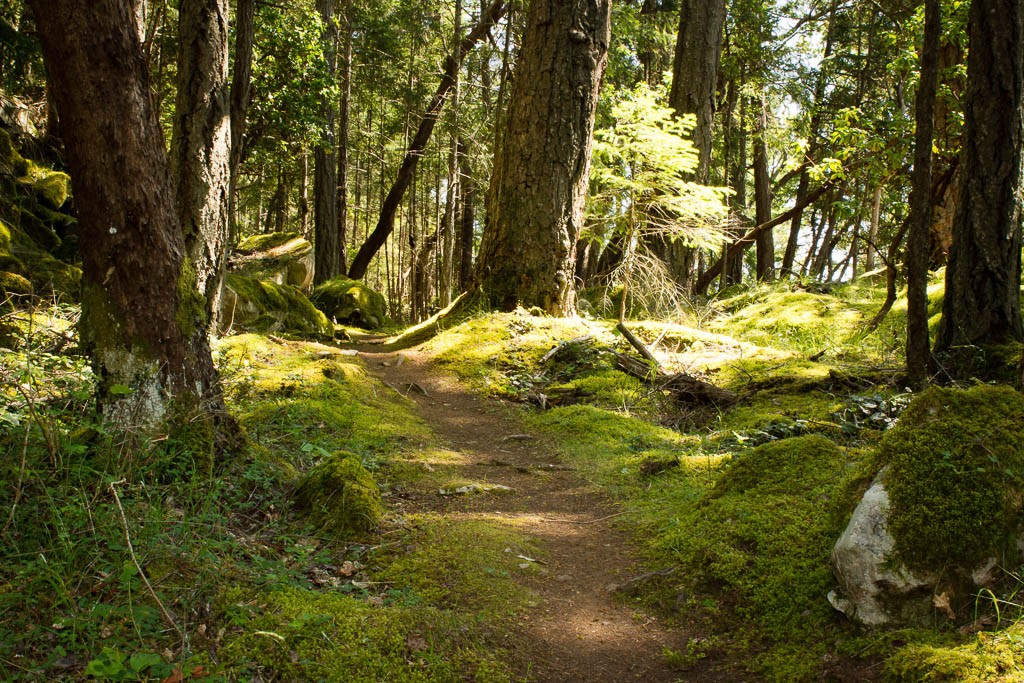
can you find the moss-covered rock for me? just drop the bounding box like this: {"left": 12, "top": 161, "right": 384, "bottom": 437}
{"left": 20, "top": 166, "right": 71, "bottom": 210}
{"left": 293, "top": 451, "right": 382, "bottom": 536}
{"left": 880, "top": 385, "right": 1024, "bottom": 572}
{"left": 831, "top": 386, "right": 1024, "bottom": 627}
{"left": 0, "top": 219, "right": 80, "bottom": 299}
{"left": 311, "top": 276, "right": 387, "bottom": 329}
{"left": 230, "top": 231, "right": 314, "bottom": 290}
{"left": 219, "top": 273, "right": 332, "bottom": 337}
{"left": 0, "top": 270, "right": 31, "bottom": 299}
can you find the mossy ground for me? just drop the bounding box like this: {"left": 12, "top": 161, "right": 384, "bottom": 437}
{"left": 410, "top": 281, "right": 1024, "bottom": 682}
{"left": 5, "top": 276, "right": 1023, "bottom": 682}
{"left": 0, "top": 321, "right": 528, "bottom": 681}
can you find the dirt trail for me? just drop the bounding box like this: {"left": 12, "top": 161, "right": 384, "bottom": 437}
{"left": 358, "top": 346, "right": 746, "bottom": 683}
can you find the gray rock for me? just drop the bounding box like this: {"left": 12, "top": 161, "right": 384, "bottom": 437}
{"left": 828, "top": 470, "right": 932, "bottom": 626}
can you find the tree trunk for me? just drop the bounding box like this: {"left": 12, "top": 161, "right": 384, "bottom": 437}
{"left": 475, "top": 0, "right": 611, "bottom": 315}
{"left": 347, "top": 0, "right": 506, "bottom": 280}
{"left": 753, "top": 97, "right": 773, "bottom": 281}
{"left": 906, "top": 0, "right": 940, "bottom": 386}
{"left": 228, "top": 0, "right": 254, "bottom": 237}
{"left": 32, "top": 0, "right": 234, "bottom": 451}
{"left": 171, "top": 0, "right": 231, "bottom": 331}
{"left": 336, "top": 0, "right": 353, "bottom": 272}
{"left": 458, "top": 138, "right": 475, "bottom": 291}
{"left": 313, "top": 0, "right": 340, "bottom": 285}
{"left": 935, "top": 0, "right": 1024, "bottom": 353}
{"left": 669, "top": 0, "right": 726, "bottom": 182}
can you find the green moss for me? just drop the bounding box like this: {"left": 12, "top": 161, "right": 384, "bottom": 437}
{"left": 294, "top": 452, "right": 383, "bottom": 536}
{"left": 0, "top": 270, "right": 31, "bottom": 298}
{"left": 311, "top": 276, "right": 388, "bottom": 329}
{"left": 885, "top": 624, "right": 1024, "bottom": 682}
{"left": 236, "top": 231, "right": 303, "bottom": 253}
{"left": 16, "top": 206, "right": 60, "bottom": 252}
{"left": 223, "top": 273, "right": 332, "bottom": 336}
{"left": 381, "top": 514, "right": 539, "bottom": 615}
{"left": 877, "top": 385, "right": 1024, "bottom": 573}
{"left": 23, "top": 167, "right": 71, "bottom": 209}
{"left": 214, "top": 587, "right": 515, "bottom": 682}
{"left": 650, "top": 435, "right": 862, "bottom": 681}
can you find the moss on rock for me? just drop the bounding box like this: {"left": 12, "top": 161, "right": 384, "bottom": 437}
{"left": 876, "top": 385, "right": 1024, "bottom": 573}
{"left": 294, "top": 451, "right": 382, "bottom": 536}
{"left": 236, "top": 231, "right": 303, "bottom": 254}
{"left": 311, "top": 276, "right": 387, "bottom": 329}
{"left": 231, "top": 231, "right": 315, "bottom": 289}
{"left": 220, "top": 273, "right": 331, "bottom": 337}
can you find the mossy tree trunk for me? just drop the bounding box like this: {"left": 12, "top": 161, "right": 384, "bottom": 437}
{"left": 934, "top": 0, "right": 1024, "bottom": 354}
{"left": 171, "top": 0, "right": 231, "bottom": 332}
{"left": 32, "top": 0, "right": 235, "bottom": 454}
{"left": 476, "top": 0, "right": 611, "bottom": 315}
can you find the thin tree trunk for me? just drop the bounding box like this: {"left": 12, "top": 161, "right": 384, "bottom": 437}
{"left": 313, "top": 0, "right": 340, "bottom": 284}
{"left": 171, "top": 0, "right": 231, "bottom": 330}
{"left": 753, "top": 96, "right": 773, "bottom": 281}
{"left": 347, "top": 0, "right": 507, "bottom": 280}
{"left": 228, "top": 0, "right": 254, "bottom": 238}
{"left": 780, "top": 1, "right": 836, "bottom": 277}
{"left": 336, "top": 0, "right": 353, "bottom": 272}
{"left": 458, "top": 138, "right": 475, "bottom": 291}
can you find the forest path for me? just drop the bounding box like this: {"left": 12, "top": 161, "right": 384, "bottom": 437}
{"left": 356, "top": 345, "right": 743, "bottom": 683}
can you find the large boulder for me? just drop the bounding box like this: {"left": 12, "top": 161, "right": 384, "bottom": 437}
{"left": 311, "top": 276, "right": 387, "bottom": 330}
{"left": 219, "top": 273, "right": 332, "bottom": 337}
{"left": 829, "top": 386, "right": 1024, "bottom": 627}
{"left": 231, "top": 231, "right": 314, "bottom": 290}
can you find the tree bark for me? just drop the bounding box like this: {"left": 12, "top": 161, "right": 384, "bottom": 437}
{"left": 313, "top": 0, "right": 340, "bottom": 285}
{"left": 753, "top": 96, "right": 773, "bottom": 281}
{"left": 458, "top": 138, "right": 475, "bottom": 291}
{"left": 171, "top": 0, "right": 231, "bottom": 331}
{"left": 228, "top": 0, "right": 254, "bottom": 238}
{"left": 475, "top": 0, "right": 611, "bottom": 315}
{"left": 336, "top": 0, "right": 353, "bottom": 272}
{"left": 32, "top": 0, "right": 234, "bottom": 449}
{"left": 347, "top": 0, "right": 506, "bottom": 280}
{"left": 935, "top": 0, "right": 1024, "bottom": 352}
{"left": 906, "top": 0, "right": 940, "bottom": 386}
{"left": 669, "top": 0, "right": 726, "bottom": 182}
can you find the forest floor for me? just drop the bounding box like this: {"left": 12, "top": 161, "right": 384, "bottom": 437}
{"left": 356, "top": 343, "right": 753, "bottom": 683}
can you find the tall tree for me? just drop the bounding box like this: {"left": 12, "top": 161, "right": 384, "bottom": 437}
{"left": 31, "top": 0, "right": 234, "bottom": 449}
{"left": 753, "top": 96, "right": 773, "bottom": 280}
{"left": 934, "top": 0, "right": 1024, "bottom": 356}
{"left": 171, "top": 0, "right": 231, "bottom": 330}
{"left": 336, "top": 0, "right": 353, "bottom": 271}
{"left": 669, "top": 0, "right": 726, "bottom": 182}
{"left": 475, "top": 0, "right": 611, "bottom": 314}
{"left": 313, "top": 0, "right": 341, "bottom": 285}
{"left": 228, "top": 0, "right": 255, "bottom": 237}
{"left": 906, "top": 0, "right": 940, "bottom": 385}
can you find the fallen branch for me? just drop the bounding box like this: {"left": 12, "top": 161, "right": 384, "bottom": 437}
{"left": 612, "top": 323, "right": 737, "bottom": 407}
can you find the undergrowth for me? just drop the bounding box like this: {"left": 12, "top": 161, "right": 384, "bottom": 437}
{"left": 0, "top": 308, "right": 526, "bottom": 681}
